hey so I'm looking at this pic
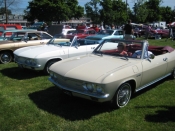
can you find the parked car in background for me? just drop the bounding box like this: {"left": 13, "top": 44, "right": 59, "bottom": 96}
{"left": 0, "top": 24, "right": 22, "bottom": 37}
{"left": 133, "top": 28, "right": 142, "bottom": 38}
{"left": 149, "top": 27, "right": 169, "bottom": 39}
{"left": 48, "top": 38, "right": 175, "bottom": 108}
{"left": 0, "top": 30, "right": 17, "bottom": 41}
{"left": 87, "top": 29, "right": 124, "bottom": 40}
{"left": 0, "top": 29, "right": 37, "bottom": 41}
{"left": 0, "top": 30, "right": 52, "bottom": 64}
{"left": 67, "top": 28, "right": 97, "bottom": 39}
{"left": 14, "top": 34, "right": 100, "bottom": 74}
{"left": 62, "top": 29, "right": 76, "bottom": 35}
{"left": 29, "top": 22, "right": 45, "bottom": 30}
{"left": 0, "top": 24, "right": 22, "bottom": 31}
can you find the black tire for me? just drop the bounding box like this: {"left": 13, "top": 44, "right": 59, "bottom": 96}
{"left": 170, "top": 69, "right": 175, "bottom": 79}
{"left": 0, "top": 51, "right": 13, "bottom": 64}
{"left": 44, "top": 60, "right": 58, "bottom": 74}
{"left": 111, "top": 83, "right": 132, "bottom": 108}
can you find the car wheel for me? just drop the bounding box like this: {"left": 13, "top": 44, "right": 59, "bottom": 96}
{"left": 170, "top": 69, "right": 175, "bottom": 79}
{"left": 44, "top": 60, "right": 58, "bottom": 74}
{"left": 0, "top": 51, "right": 12, "bottom": 64}
{"left": 112, "top": 83, "right": 132, "bottom": 108}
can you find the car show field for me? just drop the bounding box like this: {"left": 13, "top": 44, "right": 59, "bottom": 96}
{"left": 0, "top": 38, "right": 175, "bottom": 130}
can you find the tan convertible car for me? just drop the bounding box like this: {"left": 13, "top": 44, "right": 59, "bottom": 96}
{"left": 48, "top": 39, "right": 175, "bottom": 108}
{"left": 0, "top": 30, "right": 52, "bottom": 64}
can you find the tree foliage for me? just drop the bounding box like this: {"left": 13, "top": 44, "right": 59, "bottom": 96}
{"left": 85, "top": 0, "right": 127, "bottom": 26}
{"left": 85, "top": 0, "right": 101, "bottom": 24}
{"left": 132, "top": 0, "right": 148, "bottom": 23}
{"left": 145, "top": 0, "right": 163, "bottom": 22}
{"left": 159, "top": 6, "right": 174, "bottom": 23}
{"left": 23, "top": 0, "right": 175, "bottom": 25}
{"left": 24, "top": 0, "right": 84, "bottom": 23}
{"left": 0, "top": 7, "right": 12, "bottom": 15}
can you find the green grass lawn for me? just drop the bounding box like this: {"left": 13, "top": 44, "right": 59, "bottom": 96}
{"left": 0, "top": 38, "right": 175, "bottom": 131}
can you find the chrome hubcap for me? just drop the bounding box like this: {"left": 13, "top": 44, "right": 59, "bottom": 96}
{"left": 1, "top": 54, "right": 10, "bottom": 63}
{"left": 117, "top": 84, "right": 131, "bottom": 107}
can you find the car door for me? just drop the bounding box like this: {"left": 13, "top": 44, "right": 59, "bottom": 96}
{"left": 140, "top": 54, "right": 168, "bottom": 87}
{"left": 164, "top": 52, "right": 175, "bottom": 74}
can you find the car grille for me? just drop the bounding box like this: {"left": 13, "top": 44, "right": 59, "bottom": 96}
{"left": 51, "top": 73, "right": 85, "bottom": 92}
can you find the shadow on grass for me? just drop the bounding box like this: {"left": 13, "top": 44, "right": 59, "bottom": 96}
{"left": 132, "top": 77, "right": 175, "bottom": 123}
{"left": 1, "top": 67, "right": 47, "bottom": 80}
{"left": 28, "top": 76, "right": 174, "bottom": 121}
{"left": 135, "top": 105, "right": 175, "bottom": 122}
{"left": 28, "top": 86, "right": 113, "bottom": 121}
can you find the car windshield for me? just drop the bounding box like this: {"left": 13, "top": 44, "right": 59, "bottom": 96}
{"left": 47, "top": 34, "right": 74, "bottom": 46}
{"left": 97, "top": 30, "right": 114, "bottom": 35}
{"left": 93, "top": 39, "right": 149, "bottom": 59}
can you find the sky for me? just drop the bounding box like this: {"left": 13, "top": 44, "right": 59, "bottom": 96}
{"left": 15, "top": 0, "right": 175, "bottom": 14}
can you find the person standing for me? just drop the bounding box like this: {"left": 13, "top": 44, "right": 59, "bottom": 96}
{"left": 145, "top": 24, "right": 151, "bottom": 39}
{"left": 123, "top": 19, "right": 133, "bottom": 40}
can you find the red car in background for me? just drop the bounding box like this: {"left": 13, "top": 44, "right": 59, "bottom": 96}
{"left": 149, "top": 27, "right": 169, "bottom": 39}
{"left": 0, "top": 24, "right": 22, "bottom": 37}
{"left": 67, "top": 26, "right": 97, "bottom": 39}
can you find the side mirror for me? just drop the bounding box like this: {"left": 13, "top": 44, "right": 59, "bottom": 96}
{"left": 149, "top": 54, "right": 155, "bottom": 59}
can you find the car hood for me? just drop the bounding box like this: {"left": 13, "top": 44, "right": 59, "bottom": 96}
{"left": 49, "top": 55, "right": 132, "bottom": 82}
{"left": 14, "top": 44, "right": 69, "bottom": 58}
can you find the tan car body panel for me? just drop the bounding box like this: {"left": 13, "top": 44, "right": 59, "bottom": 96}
{"left": 0, "top": 31, "right": 52, "bottom": 52}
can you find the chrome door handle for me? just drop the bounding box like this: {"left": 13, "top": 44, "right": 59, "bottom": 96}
{"left": 163, "top": 58, "right": 168, "bottom": 61}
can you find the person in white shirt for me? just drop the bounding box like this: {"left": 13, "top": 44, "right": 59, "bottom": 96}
{"left": 132, "top": 50, "right": 153, "bottom": 59}
{"left": 132, "top": 43, "right": 153, "bottom": 59}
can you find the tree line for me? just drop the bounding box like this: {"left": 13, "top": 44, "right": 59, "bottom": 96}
{"left": 0, "top": 0, "right": 175, "bottom": 25}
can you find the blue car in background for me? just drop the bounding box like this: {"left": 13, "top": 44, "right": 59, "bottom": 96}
{"left": 85, "top": 29, "right": 123, "bottom": 40}
{"left": 85, "top": 29, "right": 135, "bottom": 40}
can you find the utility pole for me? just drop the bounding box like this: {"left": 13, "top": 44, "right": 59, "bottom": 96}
{"left": 4, "top": 0, "right": 8, "bottom": 24}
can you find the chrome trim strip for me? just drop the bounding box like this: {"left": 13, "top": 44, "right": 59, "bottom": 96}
{"left": 48, "top": 77, "right": 109, "bottom": 99}
{"left": 136, "top": 73, "right": 171, "bottom": 92}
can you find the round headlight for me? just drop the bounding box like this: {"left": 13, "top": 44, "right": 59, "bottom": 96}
{"left": 86, "top": 83, "right": 94, "bottom": 92}
{"left": 31, "top": 59, "right": 37, "bottom": 66}
{"left": 96, "top": 86, "right": 103, "bottom": 93}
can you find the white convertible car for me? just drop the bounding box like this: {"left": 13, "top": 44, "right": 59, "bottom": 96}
{"left": 14, "top": 34, "right": 100, "bottom": 74}
{"left": 48, "top": 39, "right": 175, "bottom": 108}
